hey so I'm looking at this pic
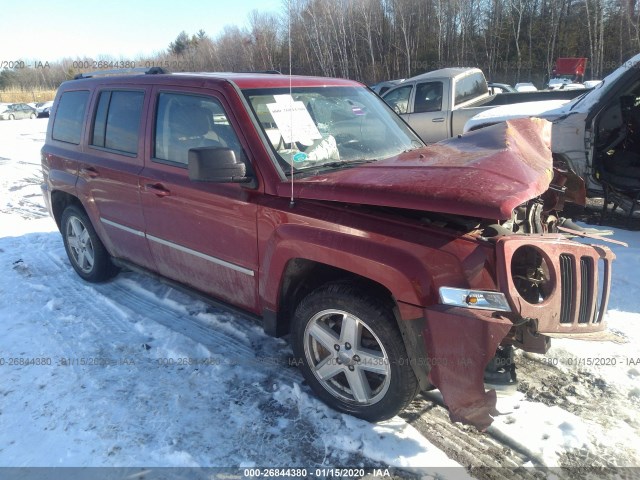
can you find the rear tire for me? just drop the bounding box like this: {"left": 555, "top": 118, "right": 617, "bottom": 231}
{"left": 61, "top": 205, "right": 118, "bottom": 282}
{"left": 291, "top": 282, "right": 419, "bottom": 422}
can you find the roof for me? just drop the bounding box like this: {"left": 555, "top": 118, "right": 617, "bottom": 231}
{"left": 62, "top": 71, "right": 361, "bottom": 90}
{"left": 408, "top": 67, "right": 481, "bottom": 81}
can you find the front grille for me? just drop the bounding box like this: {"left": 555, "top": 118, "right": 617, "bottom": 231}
{"left": 559, "top": 254, "right": 573, "bottom": 324}
{"left": 496, "top": 236, "right": 614, "bottom": 334}
{"left": 559, "top": 254, "right": 597, "bottom": 325}
{"left": 579, "top": 256, "right": 595, "bottom": 324}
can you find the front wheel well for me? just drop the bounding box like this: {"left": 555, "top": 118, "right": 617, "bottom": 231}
{"left": 275, "top": 259, "right": 396, "bottom": 337}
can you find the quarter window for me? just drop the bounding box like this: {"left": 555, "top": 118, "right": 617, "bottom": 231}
{"left": 91, "top": 90, "right": 144, "bottom": 154}
{"left": 52, "top": 91, "right": 89, "bottom": 144}
{"left": 154, "top": 93, "right": 242, "bottom": 165}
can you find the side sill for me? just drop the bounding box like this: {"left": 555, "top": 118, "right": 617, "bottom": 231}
{"left": 111, "top": 257, "right": 263, "bottom": 328}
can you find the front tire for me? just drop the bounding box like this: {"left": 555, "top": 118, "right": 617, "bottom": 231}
{"left": 8, "top": 114, "right": 14, "bottom": 120}
{"left": 61, "top": 205, "right": 118, "bottom": 282}
{"left": 291, "top": 283, "right": 419, "bottom": 422}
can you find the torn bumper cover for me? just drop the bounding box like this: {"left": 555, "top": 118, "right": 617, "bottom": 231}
{"left": 424, "top": 306, "right": 512, "bottom": 430}
{"left": 418, "top": 236, "right": 615, "bottom": 430}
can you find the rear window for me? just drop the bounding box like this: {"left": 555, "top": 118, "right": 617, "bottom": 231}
{"left": 454, "top": 72, "right": 488, "bottom": 106}
{"left": 91, "top": 90, "right": 144, "bottom": 154}
{"left": 52, "top": 91, "right": 90, "bottom": 144}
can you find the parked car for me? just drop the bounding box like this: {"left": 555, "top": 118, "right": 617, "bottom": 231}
{"left": 41, "top": 68, "right": 615, "bottom": 428}
{"left": 36, "top": 101, "right": 54, "bottom": 118}
{"left": 0, "top": 103, "right": 37, "bottom": 120}
{"left": 488, "top": 82, "right": 517, "bottom": 94}
{"left": 382, "top": 68, "right": 583, "bottom": 143}
{"left": 547, "top": 78, "right": 586, "bottom": 90}
{"left": 514, "top": 82, "right": 538, "bottom": 92}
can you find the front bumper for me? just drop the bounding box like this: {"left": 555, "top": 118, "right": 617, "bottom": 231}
{"left": 422, "top": 305, "right": 512, "bottom": 430}
{"left": 495, "top": 235, "right": 615, "bottom": 333}
{"left": 411, "top": 235, "right": 615, "bottom": 430}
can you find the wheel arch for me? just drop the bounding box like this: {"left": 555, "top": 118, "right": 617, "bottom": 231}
{"left": 50, "top": 190, "right": 84, "bottom": 230}
{"left": 260, "top": 226, "right": 435, "bottom": 337}
{"left": 271, "top": 258, "right": 397, "bottom": 337}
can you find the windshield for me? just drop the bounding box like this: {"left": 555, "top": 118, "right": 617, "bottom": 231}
{"left": 243, "top": 86, "right": 423, "bottom": 176}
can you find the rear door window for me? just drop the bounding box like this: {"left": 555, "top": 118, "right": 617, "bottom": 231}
{"left": 91, "top": 90, "right": 144, "bottom": 155}
{"left": 52, "top": 90, "right": 90, "bottom": 144}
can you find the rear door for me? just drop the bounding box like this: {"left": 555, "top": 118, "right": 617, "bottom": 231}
{"left": 139, "top": 87, "right": 260, "bottom": 312}
{"left": 75, "top": 86, "right": 156, "bottom": 270}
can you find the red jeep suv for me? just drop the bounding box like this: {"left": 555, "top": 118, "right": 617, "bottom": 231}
{"left": 41, "top": 68, "right": 614, "bottom": 428}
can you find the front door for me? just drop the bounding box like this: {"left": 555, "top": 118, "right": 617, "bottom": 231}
{"left": 405, "top": 81, "right": 449, "bottom": 143}
{"left": 139, "top": 88, "right": 260, "bottom": 312}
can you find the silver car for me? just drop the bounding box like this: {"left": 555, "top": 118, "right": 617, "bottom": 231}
{"left": 0, "top": 103, "right": 37, "bottom": 120}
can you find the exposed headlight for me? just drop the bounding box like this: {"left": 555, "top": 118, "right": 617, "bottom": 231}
{"left": 439, "top": 287, "right": 511, "bottom": 312}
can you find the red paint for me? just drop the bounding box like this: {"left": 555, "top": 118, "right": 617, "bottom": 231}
{"left": 41, "top": 72, "right": 614, "bottom": 429}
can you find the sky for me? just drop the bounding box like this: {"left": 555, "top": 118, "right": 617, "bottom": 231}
{"left": 1, "top": 0, "right": 283, "bottom": 62}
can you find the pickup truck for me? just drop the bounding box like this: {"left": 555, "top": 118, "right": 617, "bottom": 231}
{"left": 42, "top": 69, "right": 614, "bottom": 429}
{"left": 381, "top": 67, "right": 584, "bottom": 143}
{"left": 464, "top": 53, "right": 640, "bottom": 216}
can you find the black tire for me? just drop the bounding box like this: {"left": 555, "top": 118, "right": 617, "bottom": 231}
{"left": 60, "top": 205, "right": 118, "bottom": 282}
{"left": 8, "top": 114, "right": 14, "bottom": 120}
{"left": 291, "top": 282, "right": 419, "bottom": 422}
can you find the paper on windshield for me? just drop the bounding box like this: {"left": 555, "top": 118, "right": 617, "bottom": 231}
{"left": 267, "top": 95, "right": 322, "bottom": 146}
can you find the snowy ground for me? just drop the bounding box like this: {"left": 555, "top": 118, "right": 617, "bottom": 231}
{"left": 0, "top": 119, "right": 638, "bottom": 478}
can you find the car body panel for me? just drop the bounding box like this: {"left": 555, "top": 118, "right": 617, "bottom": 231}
{"left": 277, "top": 118, "right": 554, "bottom": 221}
{"left": 139, "top": 84, "right": 261, "bottom": 312}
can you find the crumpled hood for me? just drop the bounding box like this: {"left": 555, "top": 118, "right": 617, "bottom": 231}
{"left": 279, "top": 117, "right": 554, "bottom": 220}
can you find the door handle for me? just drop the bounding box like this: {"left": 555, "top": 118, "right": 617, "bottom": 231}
{"left": 80, "top": 166, "right": 99, "bottom": 178}
{"left": 145, "top": 183, "right": 172, "bottom": 197}
{"left": 432, "top": 118, "right": 445, "bottom": 123}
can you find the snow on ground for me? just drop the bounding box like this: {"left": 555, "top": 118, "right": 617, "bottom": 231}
{"left": 0, "top": 119, "right": 638, "bottom": 475}
{"left": 0, "top": 119, "right": 462, "bottom": 475}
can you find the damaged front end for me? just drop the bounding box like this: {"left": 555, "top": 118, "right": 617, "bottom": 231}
{"left": 416, "top": 119, "right": 615, "bottom": 430}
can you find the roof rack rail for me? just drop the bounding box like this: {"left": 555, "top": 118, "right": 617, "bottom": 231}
{"left": 74, "top": 67, "right": 169, "bottom": 80}
{"left": 237, "top": 70, "right": 282, "bottom": 75}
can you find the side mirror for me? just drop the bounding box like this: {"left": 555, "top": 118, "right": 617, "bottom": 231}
{"left": 188, "top": 147, "right": 253, "bottom": 183}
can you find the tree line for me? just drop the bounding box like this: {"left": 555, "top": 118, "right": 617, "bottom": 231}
{"left": 2, "top": 0, "right": 639, "bottom": 92}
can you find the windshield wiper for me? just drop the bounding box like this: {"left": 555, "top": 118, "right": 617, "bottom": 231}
{"left": 287, "top": 159, "right": 378, "bottom": 176}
